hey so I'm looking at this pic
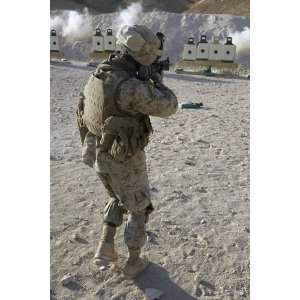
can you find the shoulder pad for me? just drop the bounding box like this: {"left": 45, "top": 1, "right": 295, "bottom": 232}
{"left": 96, "top": 63, "right": 113, "bottom": 72}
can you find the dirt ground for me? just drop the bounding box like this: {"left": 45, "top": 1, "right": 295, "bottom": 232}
{"left": 50, "top": 61, "right": 249, "bottom": 300}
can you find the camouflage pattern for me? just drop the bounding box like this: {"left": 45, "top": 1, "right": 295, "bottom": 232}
{"left": 81, "top": 76, "right": 177, "bottom": 249}
{"left": 124, "top": 213, "right": 147, "bottom": 249}
{"left": 95, "top": 75, "right": 177, "bottom": 248}
{"left": 117, "top": 25, "right": 161, "bottom": 66}
{"left": 117, "top": 78, "right": 178, "bottom": 118}
{"left": 82, "top": 131, "right": 96, "bottom": 168}
{"left": 96, "top": 150, "right": 151, "bottom": 248}
{"left": 96, "top": 150, "right": 151, "bottom": 214}
{"left": 82, "top": 65, "right": 131, "bottom": 137}
{"left": 80, "top": 25, "right": 178, "bottom": 251}
{"left": 82, "top": 74, "right": 105, "bottom": 137}
{"left": 76, "top": 92, "right": 89, "bottom": 145}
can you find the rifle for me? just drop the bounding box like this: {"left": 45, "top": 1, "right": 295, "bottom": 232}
{"left": 152, "top": 56, "right": 170, "bottom": 75}
{"left": 153, "top": 32, "right": 170, "bottom": 75}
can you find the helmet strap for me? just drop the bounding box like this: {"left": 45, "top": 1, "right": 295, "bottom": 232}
{"left": 122, "top": 52, "right": 141, "bottom": 70}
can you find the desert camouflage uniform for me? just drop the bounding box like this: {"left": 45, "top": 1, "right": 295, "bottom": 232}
{"left": 81, "top": 56, "right": 177, "bottom": 250}
{"left": 78, "top": 25, "right": 177, "bottom": 276}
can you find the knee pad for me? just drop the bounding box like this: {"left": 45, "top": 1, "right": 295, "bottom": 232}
{"left": 124, "top": 213, "right": 147, "bottom": 249}
{"left": 103, "top": 198, "right": 125, "bottom": 227}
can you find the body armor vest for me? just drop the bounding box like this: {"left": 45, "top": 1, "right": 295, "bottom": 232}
{"left": 83, "top": 63, "right": 131, "bottom": 136}
{"left": 81, "top": 56, "right": 153, "bottom": 161}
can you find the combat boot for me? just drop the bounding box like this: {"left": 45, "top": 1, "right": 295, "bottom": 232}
{"left": 94, "top": 224, "right": 118, "bottom": 264}
{"left": 123, "top": 248, "right": 149, "bottom": 278}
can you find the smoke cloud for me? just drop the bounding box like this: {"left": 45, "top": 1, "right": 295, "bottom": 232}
{"left": 115, "top": 2, "right": 143, "bottom": 31}
{"left": 49, "top": 7, "right": 249, "bottom": 65}
{"left": 229, "top": 27, "right": 250, "bottom": 61}
{"left": 50, "top": 8, "right": 93, "bottom": 43}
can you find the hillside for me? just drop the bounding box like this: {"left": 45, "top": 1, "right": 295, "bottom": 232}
{"left": 50, "top": 0, "right": 193, "bottom": 13}
{"left": 50, "top": 0, "right": 250, "bottom": 16}
{"left": 187, "top": 0, "right": 250, "bottom": 16}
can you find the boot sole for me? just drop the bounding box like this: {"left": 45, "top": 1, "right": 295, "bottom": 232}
{"left": 123, "top": 258, "right": 149, "bottom": 279}
{"left": 93, "top": 254, "right": 118, "bottom": 265}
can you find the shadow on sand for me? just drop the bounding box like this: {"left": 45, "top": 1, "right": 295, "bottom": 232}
{"left": 134, "top": 263, "right": 197, "bottom": 300}
{"left": 165, "top": 72, "right": 245, "bottom": 84}
{"left": 50, "top": 60, "right": 95, "bottom": 71}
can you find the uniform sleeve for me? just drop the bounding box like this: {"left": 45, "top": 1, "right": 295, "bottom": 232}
{"left": 117, "top": 78, "right": 178, "bottom": 118}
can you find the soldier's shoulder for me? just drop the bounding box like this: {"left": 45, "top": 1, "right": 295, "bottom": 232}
{"left": 120, "top": 78, "right": 152, "bottom": 102}
{"left": 120, "top": 78, "right": 151, "bottom": 96}
{"left": 94, "top": 63, "right": 130, "bottom": 83}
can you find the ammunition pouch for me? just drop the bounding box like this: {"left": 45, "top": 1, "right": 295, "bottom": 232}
{"left": 99, "top": 115, "right": 153, "bottom": 162}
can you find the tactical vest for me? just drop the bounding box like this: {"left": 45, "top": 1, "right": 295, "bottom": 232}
{"left": 82, "top": 57, "right": 153, "bottom": 162}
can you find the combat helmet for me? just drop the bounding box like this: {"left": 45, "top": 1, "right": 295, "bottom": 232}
{"left": 116, "top": 25, "right": 160, "bottom": 66}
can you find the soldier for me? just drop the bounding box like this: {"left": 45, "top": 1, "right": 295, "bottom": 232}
{"left": 77, "top": 25, "right": 178, "bottom": 278}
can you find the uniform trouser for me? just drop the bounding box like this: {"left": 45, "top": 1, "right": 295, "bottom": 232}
{"left": 95, "top": 150, "right": 151, "bottom": 250}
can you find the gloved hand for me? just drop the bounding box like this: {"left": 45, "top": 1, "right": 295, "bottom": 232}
{"left": 150, "top": 71, "right": 163, "bottom": 85}
{"left": 138, "top": 65, "right": 163, "bottom": 85}
{"left": 138, "top": 65, "right": 152, "bottom": 82}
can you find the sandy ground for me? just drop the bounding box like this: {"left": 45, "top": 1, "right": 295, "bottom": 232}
{"left": 50, "top": 61, "right": 249, "bottom": 300}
